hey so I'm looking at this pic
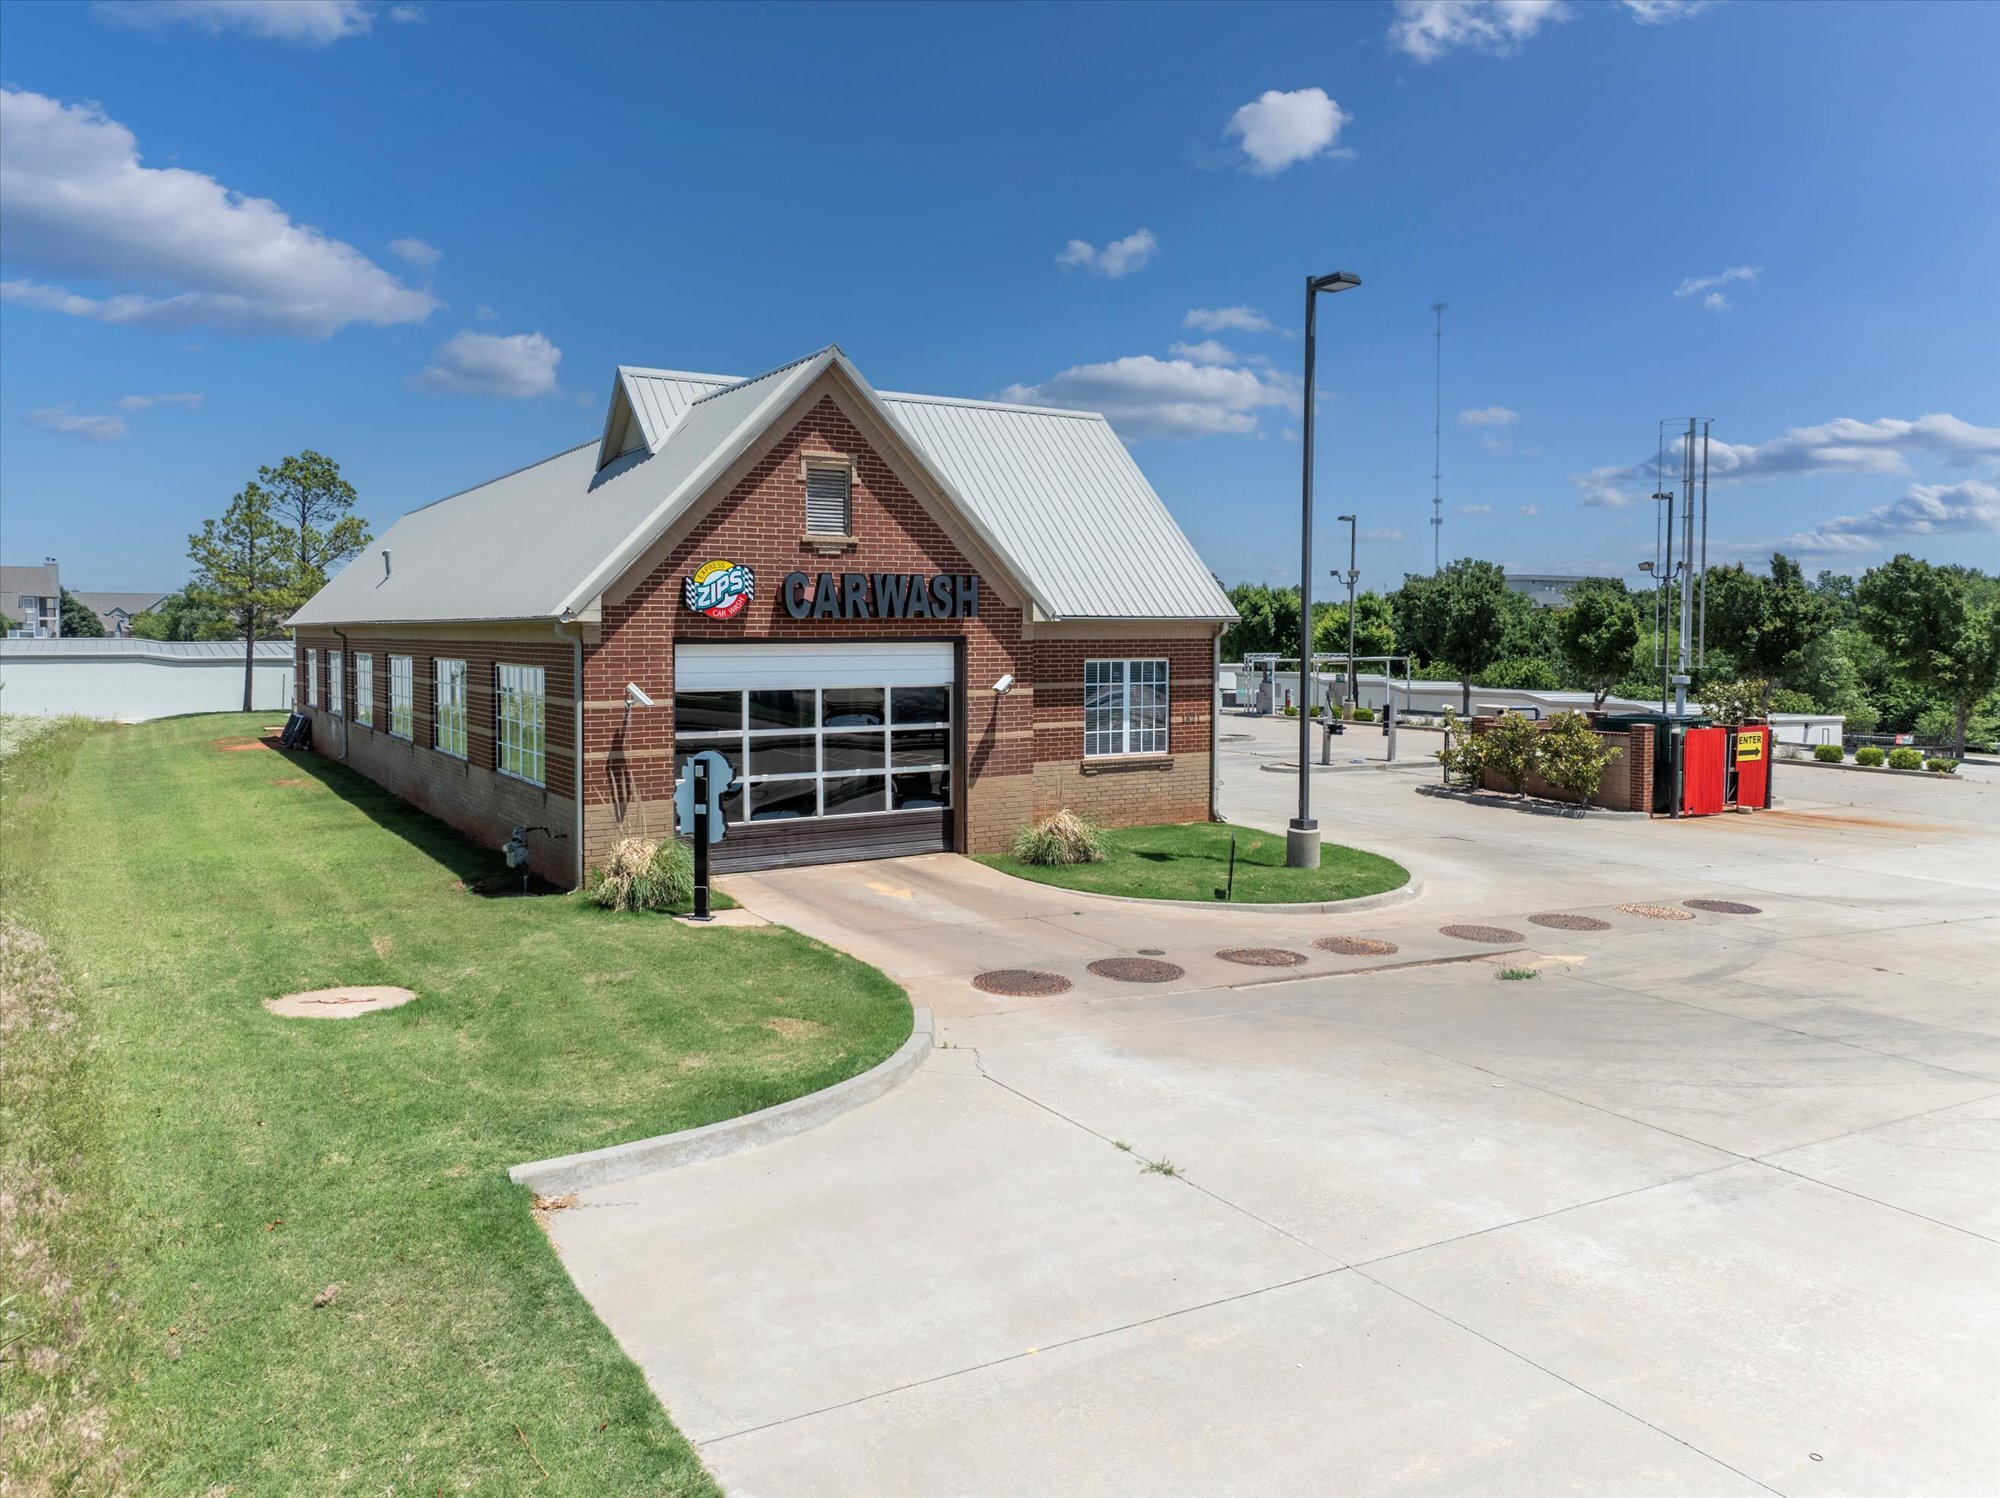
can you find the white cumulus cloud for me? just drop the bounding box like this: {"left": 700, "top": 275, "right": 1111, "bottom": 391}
{"left": 388, "top": 237, "right": 441, "bottom": 269}
{"left": 409, "top": 330, "right": 562, "bottom": 399}
{"left": 1224, "top": 88, "right": 1350, "bottom": 176}
{"left": 26, "top": 405, "right": 128, "bottom": 442}
{"left": 94, "top": 0, "right": 377, "bottom": 44}
{"left": 1519, "top": 504, "right": 1541, "bottom": 516}
{"left": 0, "top": 88, "right": 437, "bottom": 338}
{"left": 1675, "top": 265, "right": 1759, "bottom": 312}
{"left": 1390, "top": 0, "right": 1570, "bottom": 61}
{"left": 1002, "top": 355, "right": 1299, "bottom": 440}
{"left": 1184, "top": 306, "right": 1272, "bottom": 334}
{"left": 1056, "top": 229, "right": 1156, "bottom": 278}
{"left": 1168, "top": 339, "right": 1240, "bottom": 366}
{"left": 1456, "top": 504, "right": 1494, "bottom": 515}
{"left": 1621, "top": 0, "right": 1713, "bottom": 22}
{"left": 1783, "top": 480, "right": 2000, "bottom": 556}
{"left": 1360, "top": 528, "right": 1406, "bottom": 543}
{"left": 114, "top": 391, "right": 203, "bottom": 410}
{"left": 1458, "top": 405, "right": 1518, "bottom": 427}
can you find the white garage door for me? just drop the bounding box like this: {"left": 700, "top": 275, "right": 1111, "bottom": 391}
{"left": 672, "top": 641, "right": 958, "bottom": 870}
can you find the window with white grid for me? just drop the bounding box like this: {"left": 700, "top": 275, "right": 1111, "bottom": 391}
{"left": 1083, "top": 658, "right": 1169, "bottom": 758}
{"left": 328, "top": 650, "right": 344, "bottom": 716}
{"left": 804, "top": 461, "right": 852, "bottom": 536}
{"left": 496, "top": 663, "right": 545, "bottom": 785}
{"left": 434, "top": 658, "right": 467, "bottom": 759}
{"left": 354, "top": 654, "right": 374, "bottom": 726}
{"left": 388, "top": 655, "right": 413, "bottom": 740}
{"left": 305, "top": 649, "right": 318, "bottom": 707}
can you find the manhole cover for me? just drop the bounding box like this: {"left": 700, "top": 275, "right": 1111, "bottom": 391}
{"left": 1088, "top": 956, "right": 1185, "bottom": 983}
{"left": 1684, "top": 898, "right": 1762, "bottom": 915}
{"left": 1529, "top": 913, "right": 1611, "bottom": 931}
{"left": 1313, "top": 935, "right": 1400, "bottom": 956}
{"left": 971, "top": 968, "right": 1073, "bottom": 997}
{"left": 1216, "top": 946, "right": 1308, "bottom": 967}
{"left": 264, "top": 985, "right": 416, "bottom": 1019}
{"left": 1616, "top": 902, "right": 1694, "bottom": 921}
{"left": 1439, "top": 924, "right": 1526, "bottom": 943}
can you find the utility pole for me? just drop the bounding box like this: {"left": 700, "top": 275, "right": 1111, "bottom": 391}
{"left": 1430, "top": 302, "right": 1447, "bottom": 574}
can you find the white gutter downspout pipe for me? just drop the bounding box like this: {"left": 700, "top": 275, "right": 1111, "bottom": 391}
{"left": 558, "top": 615, "right": 585, "bottom": 890}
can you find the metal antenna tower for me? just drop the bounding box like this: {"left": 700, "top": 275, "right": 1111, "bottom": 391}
{"left": 1430, "top": 302, "right": 1447, "bottom": 573}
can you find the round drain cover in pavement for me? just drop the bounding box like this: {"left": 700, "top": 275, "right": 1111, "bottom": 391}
{"left": 1529, "top": 913, "right": 1611, "bottom": 931}
{"left": 1088, "top": 957, "right": 1185, "bottom": 983}
{"left": 1616, "top": 902, "right": 1694, "bottom": 921}
{"left": 1439, "top": 924, "right": 1526, "bottom": 944}
{"left": 1684, "top": 898, "right": 1762, "bottom": 915}
{"left": 1217, "top": 946, "right": 1308, "bottom": 967}
{"left": 1313, "top": 935, "right": 1400, "bottom": 956}
{"left": 971, "top": 968, "right": 1073, "bottom": 997}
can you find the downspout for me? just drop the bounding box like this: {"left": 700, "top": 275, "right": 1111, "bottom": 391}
{"left": 331, "top": 626, "right": 352, "bottom": 760}
{"left": 559, "top": 618, "right": 585, "bottom": 890}
{"left": 1210, "top": 625, "right": 1223, "bottom": 823}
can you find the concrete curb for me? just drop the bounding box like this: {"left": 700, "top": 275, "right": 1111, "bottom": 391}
{"left": 1017, "top": 872, "right": 1423, "bottom": 917}
{"left": 1775, "top": 756, "right": 1962, "bottom": 780}
{"left": 509, "top": 1006, "right": 933, "bottom": 1194}
{"left": 1415, "top": 784, "right": 1652, "bottom": 821}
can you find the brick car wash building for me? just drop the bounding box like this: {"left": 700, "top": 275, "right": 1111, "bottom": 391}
{"left": 287, "top": 347, "right": 1235, "bottom": 886}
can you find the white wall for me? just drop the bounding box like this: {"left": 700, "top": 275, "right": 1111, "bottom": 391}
{"left": 0, "top": 652, "right": 294, "bottom": 722}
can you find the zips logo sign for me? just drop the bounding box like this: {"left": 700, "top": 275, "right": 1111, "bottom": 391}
{"left": 683, "top": 560, "right": 756, "bottom": 620}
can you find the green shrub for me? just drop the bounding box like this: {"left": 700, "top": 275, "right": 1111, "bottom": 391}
{"left": 1282, "top": 704, "right": 1299, "bottom": 718}
{"left": 1887, "top": 747, "right": 1923, "bottom": 770}
{"left": 1435, "top": 708, "right": 1486, "bottom": 790}
{"left": 589, "top": 835, "right": 696, "bottom": 911}
{"left": 1701, "top": 678, "right": 1768, "bottom": 726}
{"left": 1855, "top": 746, "right": 1886, "bottom": 766}
{"left": 1538, "top": 710, "right": 1621, "bottom": 807}
{"left": 1480, "top": 712, "right": 1543, "bottom": 794}
{"left": 1011, "top": 809, "right": 1106, "bottom": 866}
{"left": 1813, "top": 743, "right": 1844, "bottom": 763}
{"left": 1352, "top": 707, "right": 1376, "bottom": 722}
{"left": 1924, "top": 757, "right": 1959, "bottom": 774}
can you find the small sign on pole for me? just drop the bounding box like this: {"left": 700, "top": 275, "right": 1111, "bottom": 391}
{"left": 675, "top": 749, "right": 736, "bottom": 920}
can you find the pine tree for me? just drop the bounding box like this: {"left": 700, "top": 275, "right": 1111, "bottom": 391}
{"left": 188, "top": 483, "right": 297, "bottom": 710}
{"left": 260, "top": 450, "right": 371, "bottom": 598}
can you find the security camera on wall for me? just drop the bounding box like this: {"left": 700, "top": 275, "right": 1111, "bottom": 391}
{"left": 625, "top": 683, "right": 655, "bottom": 708}
{"left": 993, "top": 674, "right": 1015, "bottom": 696}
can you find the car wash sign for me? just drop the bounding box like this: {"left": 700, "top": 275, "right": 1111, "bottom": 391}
{"left": 781, "top": 571, "right": 980, "bottom": 621}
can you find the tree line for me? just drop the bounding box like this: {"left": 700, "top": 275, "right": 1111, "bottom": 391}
{"left": 1221, "top": 553, "right": 2000, "bottom": 757}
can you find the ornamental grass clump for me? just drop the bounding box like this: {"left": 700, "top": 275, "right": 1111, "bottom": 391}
{"left": 1011, "top": 809, "right": 1106, "bottom": 866}
{"left": 590, "top": 835, "right": 696, "bottom": 912}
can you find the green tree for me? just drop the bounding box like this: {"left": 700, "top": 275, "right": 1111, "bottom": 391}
{"left": 188, "top": 483, "right": 298, "bottom": 710}
{"left": 1858, "top": 554, "right": 2000, "bottom": 756}
{"left": 1702, "top": 553, "right": 1833, "bottom": 709}
{"left": 1394, "top": 559, "right": 1509, "bottom": 712}
{"left": 1310, "top": 591, "right": 1398, "bottom": 658}
{"left": 1557, "top": 583, "right": 1642, "bottom": 707}
{"left": 260, "top": 449, "right": 370, "bottom": 597}
{"left": 129, "top": 582, "right": 240, "bottom": 642}
{"left": 58, "top": 589, "right": 107, "bottom": 638}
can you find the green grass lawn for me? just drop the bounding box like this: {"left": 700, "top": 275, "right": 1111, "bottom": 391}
{"left": 0, "top": 713, "right": 911, "bottom": 1496}
{"left": 976, "top": 821, "right": 1408, "bottom": 903}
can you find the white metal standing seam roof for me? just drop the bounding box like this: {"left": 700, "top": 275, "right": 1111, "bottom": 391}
{"left": 290, "top": 347, "right": 1235, "bottom": 628}
{"left": 0, "top": 637, "right": 293, "bottom": 660}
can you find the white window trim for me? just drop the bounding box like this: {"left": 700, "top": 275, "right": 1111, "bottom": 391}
{"left": 496, "top": 662, "right": 546, "bottom": 786}
{"left": 388, "top": 655, "right": 414, "bottom": 741}
{"left": 1084, "top": 658, "right": 1170, "bottom": 759}
{"left": 305, "top": 648, "right": 318, "bottom": 708}
{"left": 354, "top": 653, "right": 374, "bottom": 727}
{"left": 328, "top": 650, "right": 344, "bottom": 717}
{"left": 434, "top": 658, "right": 468, "bottom": 759}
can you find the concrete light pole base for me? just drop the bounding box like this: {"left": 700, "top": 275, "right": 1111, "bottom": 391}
{"left": 1285, "top": 824, "right": 1322, "bottom": 869}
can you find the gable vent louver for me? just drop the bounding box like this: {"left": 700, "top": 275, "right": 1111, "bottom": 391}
{"left": 805, "top": 466, "right": 852, "bottom": 536}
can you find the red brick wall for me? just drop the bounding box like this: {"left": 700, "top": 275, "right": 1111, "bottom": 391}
{"left": 293, "top": 631, "right": 578, "bottom": 883}
{"left": 1470, "top": 715, "right": 1645, "bottom": 811}
{"left": 581, "top": 392, "right": 1033, "bottom": 860}
{"left": 1030, "top": 636, "right": 1214, "bottom": 826}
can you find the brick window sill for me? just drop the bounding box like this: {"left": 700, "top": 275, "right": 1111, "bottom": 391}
{"left": 1080, "top": 754, "right": 1175, "bottom": 775}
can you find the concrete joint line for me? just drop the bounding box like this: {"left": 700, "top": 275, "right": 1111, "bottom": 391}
{"left": 1225, "top": 947, "right": 1519, "bottom": 991}
{"left": 509, "top": 1005, "right": 934, "bottom": 1194}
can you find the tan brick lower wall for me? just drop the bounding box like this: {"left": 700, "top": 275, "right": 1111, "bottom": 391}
{"left": 305, "top": 707, "right": 579, "bottom": 886}
{"left": 966, "top": 769, "right": 1034, "bottom": 854}
{"left": 1031, "top": 752, "right": 1212, "bottom": 830}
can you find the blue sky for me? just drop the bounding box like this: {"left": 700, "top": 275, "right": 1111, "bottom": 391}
{"left": 3, "top": 0, "right": 1997, "bottom": 594}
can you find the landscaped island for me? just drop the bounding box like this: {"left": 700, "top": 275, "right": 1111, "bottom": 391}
{"left": 0, "top": 713, "right": 910, "bottom": 1495}
{"left": 976, "top": 820, "right": 1408, "bottom": 904}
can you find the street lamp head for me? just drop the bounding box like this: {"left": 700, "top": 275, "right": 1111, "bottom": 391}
{"left": 1637, "top": 561, "right": 1655, "bottom": 573}
{"left": 1336, "top": 514, "right": 1355, "bottom": 523}
{"left": 1310, "top": 271, "right": 1362, "bottom": 294}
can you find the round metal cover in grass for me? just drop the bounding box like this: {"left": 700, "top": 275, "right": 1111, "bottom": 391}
{"left": 1088, "top": 956, "right": 1185, "bottom": 983}
{"left": 1529, "top": 913, "right": 1612, "bottom": 932}
{"left": 1439, "top": 924, "right": 1526, "bottom": 944}
{"left": 1216, "top": 946, "right": 1309, "bottom": 968}
{"left": 1313, "top": 935, "right": 1400, "bottom": 957}
{"left": 1616, "top": 902, "right": 1694, "bottom": 921}
{"left": 971, "top": 968, "right": 1073, "bottom": 997}
{"left": 1684, "top": 898, "right": 1762, "bottom": 915}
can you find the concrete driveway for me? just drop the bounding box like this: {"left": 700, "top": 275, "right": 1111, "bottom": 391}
{"left": 548, "top": 728, "right": 2000, "bottom": 1496}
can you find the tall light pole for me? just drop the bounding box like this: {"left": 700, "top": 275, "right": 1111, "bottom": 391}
{"left": 1290, "top": 269, "right": 1362, "bottom": 870}
{"left": 1335, "top": 513, "right": 1359, "bottom": 706}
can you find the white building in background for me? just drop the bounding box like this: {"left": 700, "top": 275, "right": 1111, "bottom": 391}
{"left": 0, "top": 638, "right": 294, "bottom": 721}
{"left": 2, "top": 559, "right": 64, "bottom": 638}
{"left": 1503, "top": 572, "right": 1617, "bottom": 609}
